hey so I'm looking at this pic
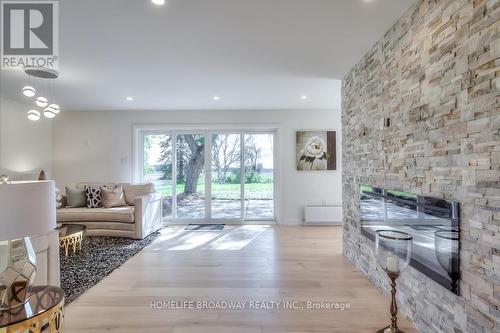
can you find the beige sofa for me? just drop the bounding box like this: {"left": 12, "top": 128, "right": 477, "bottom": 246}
{"left": 57, "top": 182, "right": 163, "bottom": 239}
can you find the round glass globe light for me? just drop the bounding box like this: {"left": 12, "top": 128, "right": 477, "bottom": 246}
{"left": 22, "top": 86, "right": 36, "bottom": 97}
{"left": 36, "top": 96, "right": 48, "bottom": 108}
{"left": 43, "top": 108, "right": 56, "bottom": 119}
{"left": 27, "top": 110, "right": 41, "bottom": 121}
{"left": 48, "top": 103, "right": 60, "bottom": 114}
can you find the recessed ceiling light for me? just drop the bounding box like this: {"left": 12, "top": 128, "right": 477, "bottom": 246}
{"left": 152, "top": 0, "right": 165, "bottom": 5}
{"left": 213, "top": 96, "right": 220, "bottom": 101}
{"left": 300, "top": 95, "right": 308, "bottom": 100}
{"left": 126, "top": 96, "right": 134, "bottom": 101}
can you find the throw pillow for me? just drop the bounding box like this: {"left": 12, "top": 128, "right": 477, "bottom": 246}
{"left": 66, "top": 186, "right": 86, "bottom": 207}
{"left": 84, "top": 186, "right": 102, "bottom": 208}
{"left": 122, "top": 183, "right": 155, "bottom": 205}
{"left": 101, "top": 186, "right": 127, "bottom": 208}
{"left": 56, "top": 188, "right": 64, "bottom": 209}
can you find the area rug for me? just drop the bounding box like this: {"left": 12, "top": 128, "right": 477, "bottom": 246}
{"left": 60, "top": 231, "right": 160, "bottom": 304}
{"left": 185, "top": 224, "right": 225, "bottom": 231}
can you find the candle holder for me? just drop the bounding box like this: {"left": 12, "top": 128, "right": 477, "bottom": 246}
{"left": 375, "top": 230, "right": 412, "bottom": 333}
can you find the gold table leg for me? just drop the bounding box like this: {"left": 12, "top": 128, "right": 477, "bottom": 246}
{"left": 59, "top": 231, "right": 84, "bottom": 257}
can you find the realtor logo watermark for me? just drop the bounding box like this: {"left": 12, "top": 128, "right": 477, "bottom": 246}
{"left": 1, "top": 0, "right": 59, "bottom": 69}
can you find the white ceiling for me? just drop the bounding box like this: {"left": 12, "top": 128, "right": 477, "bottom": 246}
{"left": 0, "top": 0, "right": 414, "bottom": 111}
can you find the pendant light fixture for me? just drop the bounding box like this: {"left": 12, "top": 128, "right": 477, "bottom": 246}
{"left": 35, "top": 96, "right": 48, "bottom": 108}
{"left": 26, "top": 110, "right": 41, "bottom": 121}
{"left": 23, "top": 67, "right": 62, "bottom": 121}
{"left": 48, "top": 104, "right": 60, "bottom": 114}
{"left": 22, "top": 86, "right": 36, "bottom": 97}
{"left": 43, "top": 108, "right": 56, "bottom": 119}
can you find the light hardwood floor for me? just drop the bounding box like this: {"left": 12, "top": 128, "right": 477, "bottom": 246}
{"left": 64, "top": 225, "right": 418, "bottom": 333}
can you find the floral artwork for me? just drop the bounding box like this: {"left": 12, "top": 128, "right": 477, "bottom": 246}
{"left": 296, "top": 131, "right": 336, "bottom": 170}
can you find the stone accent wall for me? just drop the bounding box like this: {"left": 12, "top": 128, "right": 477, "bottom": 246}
{"left": 342, "top": 0, "right": 499, "bottom": 332}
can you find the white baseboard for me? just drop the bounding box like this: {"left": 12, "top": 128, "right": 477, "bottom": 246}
{"left": 302, "top": 221, "right": 343, "bottom": 226}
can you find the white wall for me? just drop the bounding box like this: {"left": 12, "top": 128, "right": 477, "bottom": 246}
{"left": 0, "top": 97, "right": 53, "bottom": 180}
{"left": 53, "top": 109, "right": 342, "bottom": 224}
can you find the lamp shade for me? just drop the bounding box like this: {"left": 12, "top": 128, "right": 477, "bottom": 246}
{"left": 0, "top": 180, "right": 56, "bottom": 240}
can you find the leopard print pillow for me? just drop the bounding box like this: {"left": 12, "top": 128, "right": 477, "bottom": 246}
{"left": 84, "top": 186, "right": 102, "bottom": 208}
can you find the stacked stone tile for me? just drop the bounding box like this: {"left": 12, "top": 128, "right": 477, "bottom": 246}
{"left": 342, "top": 0, "right": 499, "bottom": 332}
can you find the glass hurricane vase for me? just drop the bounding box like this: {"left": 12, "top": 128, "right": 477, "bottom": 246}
{"left": 375, "top": 230, "right": 412, "bottom": 333}
{"left": 435, "top": 230, "right": 459, "bottom": 294}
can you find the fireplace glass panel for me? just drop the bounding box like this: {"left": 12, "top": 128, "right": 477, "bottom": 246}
{"left": 360, "top": 185, "right": 460, "bottom": 294}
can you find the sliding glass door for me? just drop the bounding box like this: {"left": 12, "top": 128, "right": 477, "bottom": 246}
{"left": 211, "top": 133, "right": 242, "bottom": 219}
{"left": 244, "top": 133, "right": 274, "bottom": 219}
{"left": 140, "top": 130, "right": 275, "bottom": 222}
{"left": 176, "top": 134, "right": 206, "bottom": 219}
{"left": 143, "top": 134, "right": 173, "bottom": 218}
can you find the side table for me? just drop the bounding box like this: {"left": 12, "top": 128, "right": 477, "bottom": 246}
{"left": 0, "top": 286, "right": 64, "bottom": 333}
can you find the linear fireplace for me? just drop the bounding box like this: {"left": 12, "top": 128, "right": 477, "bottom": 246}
{"left": 360, "top": 185, "right": 460, "bottom": 294}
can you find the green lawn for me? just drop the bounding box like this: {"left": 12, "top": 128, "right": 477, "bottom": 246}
{"left": 155, "top": 182, "right": 273, "bottom": 200}
{"left": 360, "top": 184, "right": 415, "bottom": 198}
